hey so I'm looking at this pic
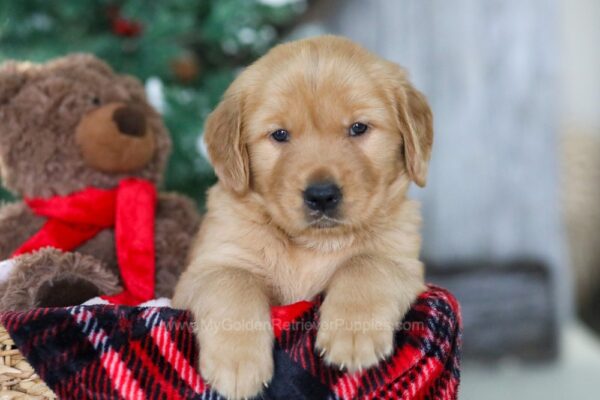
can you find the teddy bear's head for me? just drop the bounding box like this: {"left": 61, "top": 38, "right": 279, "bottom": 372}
{"left": 0, "top": 54, "right": 171, "bottom": 198}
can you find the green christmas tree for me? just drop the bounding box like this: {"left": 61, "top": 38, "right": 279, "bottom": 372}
{"left": 0, "top": 0, "right": 308, "bottom": 207}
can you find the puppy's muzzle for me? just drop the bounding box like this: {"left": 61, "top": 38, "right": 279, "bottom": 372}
{"left": 303, "top": 181, "right": 342, "bottom": 214}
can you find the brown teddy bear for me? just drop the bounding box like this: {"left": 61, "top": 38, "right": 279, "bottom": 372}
{"left": 0, "top": 54, "right": 200, "bottom": 311}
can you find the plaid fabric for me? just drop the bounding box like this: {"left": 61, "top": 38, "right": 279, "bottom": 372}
{"left": 0, "top": 285, "right": 461, "bottom": 400}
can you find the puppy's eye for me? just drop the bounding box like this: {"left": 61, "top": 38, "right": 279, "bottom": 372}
{"left": 91, "top": 96, "right": 102, "bottom": 106}
{"left": 349, "top": 122, "right": 368, "bottom": 136}
{"left": 271, "top": 129, "right": 290, "bottom": 143}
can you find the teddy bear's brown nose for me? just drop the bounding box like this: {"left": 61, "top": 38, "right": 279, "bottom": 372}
{"left": 112, "top": 106, "right": 147, "bottom": 137}
{"left": 76, "top": 102, "right": 156, "bottom": 173}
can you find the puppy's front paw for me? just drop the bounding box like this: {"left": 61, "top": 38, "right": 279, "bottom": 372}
{"left": 316, "top": 301, "right": 398, "bottom": 372}
{"left": 200, "top": 328, "right": 273, "bottom": 400}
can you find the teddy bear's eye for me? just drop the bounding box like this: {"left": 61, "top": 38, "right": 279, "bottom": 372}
{"left": 91, "top": 96, "right": 101, "bottom": 106}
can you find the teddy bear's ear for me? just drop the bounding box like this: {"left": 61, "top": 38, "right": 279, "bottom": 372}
{"left": 48, "top": 53, "right": 115, "bottom": 77}
{"left": 118, "top": 75, "right": 148, "bottom": 103}
{"left": 0, "top": 61, "right": 35, "bottom": 106}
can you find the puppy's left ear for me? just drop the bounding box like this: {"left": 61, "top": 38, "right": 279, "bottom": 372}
{"left": 394, "top": 71, "right": 433, "bottom": 187}
{"left": 203, "top": 90, "right": 250, "bottom": 194}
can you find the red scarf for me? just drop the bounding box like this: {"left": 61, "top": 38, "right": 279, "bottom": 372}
{"left": 12, "top": 178, "right": 157, "bottom": 306}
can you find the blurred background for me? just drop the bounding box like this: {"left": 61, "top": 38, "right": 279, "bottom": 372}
{"left": 1, "top": 0, "right": 599, "bottom": 398}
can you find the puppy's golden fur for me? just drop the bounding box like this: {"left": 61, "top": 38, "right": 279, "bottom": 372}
{"left": 173, "top": 36, "right": 433, "bottom": 399}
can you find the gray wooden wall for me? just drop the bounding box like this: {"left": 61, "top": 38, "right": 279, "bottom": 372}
{"left": 298, "top": 0, "right": 571, "bottom": 316}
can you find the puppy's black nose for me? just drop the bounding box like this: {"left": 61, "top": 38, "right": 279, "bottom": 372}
{"left": 303, "top": 182, "right": 342, "bottom": 212}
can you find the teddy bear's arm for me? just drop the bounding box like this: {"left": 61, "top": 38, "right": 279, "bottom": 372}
{"left": 0, "top": 201, "right": 45, "bottom": 260}
{"left": 154, "top": 193, "right": 201, "bottom": 298}
{"left": 0, "top": 248, "right": 121, "bottom": 311}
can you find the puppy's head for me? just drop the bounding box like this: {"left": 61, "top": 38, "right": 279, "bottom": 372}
{"left": 205, "top": 36, "right": 433, "bottom": 237}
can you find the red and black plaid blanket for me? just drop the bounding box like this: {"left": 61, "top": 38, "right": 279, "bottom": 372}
{"left": 0, "top": 285, "right": 461, "bottom": 399}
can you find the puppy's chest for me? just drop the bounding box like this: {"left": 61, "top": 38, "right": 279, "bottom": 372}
{"left": 266, "top": 247, "right": 347, "bottom": 304}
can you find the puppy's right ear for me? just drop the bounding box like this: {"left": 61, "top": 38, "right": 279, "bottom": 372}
{"left": 0, "top": 61, "right": 33, "bottom": 106}
{"left": 203, "top": 91, "right": 250, "bottom": 194}
{"left": 391, "top": 66, "right": 433, "bottom": 188}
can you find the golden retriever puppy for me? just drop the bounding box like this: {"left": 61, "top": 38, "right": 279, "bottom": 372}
{"left": 173, "top": 35, "right": 433, "bottom": 399}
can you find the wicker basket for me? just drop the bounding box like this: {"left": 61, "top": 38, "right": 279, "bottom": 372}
{"left": 0, "top": 324, "right": 55, "bottom": 399}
